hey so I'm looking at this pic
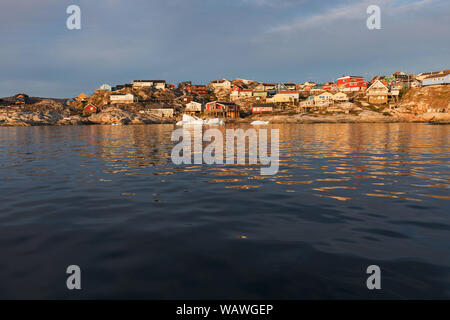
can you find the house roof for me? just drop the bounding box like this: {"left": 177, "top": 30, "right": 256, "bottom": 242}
{"left": 424, "top": 73, "right": 450, "bottom": 79}
{"left": 207, "top": 101, "right": 237, "bottom": 106}
{"left": 338, "top": 75, "right": 364, "bottom": 79}
{"left": 367, "top": 80, "right": 389, "bottom": 92}
{"left": 133, "top": 80, "right": 166, "bottom": 83}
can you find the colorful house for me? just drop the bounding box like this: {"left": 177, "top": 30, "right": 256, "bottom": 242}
{"left": 254, "top": 83, "right": 277, "bottom": 92}
{"left": 110, "top": 93, "right": 136, "bottom": 104}
{"left": 210, "top": 79, "right": 232, "bottom": 89}
{"left": 366, "top": 80, "right": 389, "bottom": 104}
{"left": 323, "top": 82, "right": 337, "bottom": 91}
{"left": 337, "top": 76, "right": 367, "bottom": 92}
{"left": 186, "top": 85, "right": 209, "bottom": 94}
{"left": 314, "top": 92, "right": 333, "bottom": 106}
{"left": 252, "top": 91, "right": 268, "bottom": 97}
{"left": 422, "top": 73, "right": 450, "bottom": 86}
{"left": 83, "top": 104, "right": 98, "bottom": 114}
{"left": 267, "top": 91, "right": 299, "bottom": 103}
{"left": 300, "top": 96, "right": 315, "bottom": 108}
{"left": 283, "top": 83, "right": 298, "bottom": 91}
{"left": 332, "top": 92, "right": 349, "bottom": 103}
{"left": 185, "top": 101, "right": 203, "bottom": 114}
{"left": 132, "top": 80, "right": 166, "bottom": 90}
{"left": 205, "top": 101, "right": 240, "bottom": 118}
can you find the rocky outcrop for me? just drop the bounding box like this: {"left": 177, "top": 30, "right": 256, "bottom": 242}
{"left": 0, "top": 102, "right": 175, "bottom": 126}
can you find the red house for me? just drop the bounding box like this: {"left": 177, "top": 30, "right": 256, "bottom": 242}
{"left": 323, "top": 82, "right": 337, "bottom": 91}
{"left": 337, "top": 76, "right": 367, "bottom": 91}
{"left": 205, "top": 101, "right": 240, "bottom": 118}
{"left": 186, "top": 85, "right": 209, "bottom": 95}
{"left": 83, "top": 104, "right": 98, "bottom": 114}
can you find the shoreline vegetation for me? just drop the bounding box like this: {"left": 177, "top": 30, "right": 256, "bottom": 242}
{"left": 1, "top": 79, "right": 449, "bottom": 127}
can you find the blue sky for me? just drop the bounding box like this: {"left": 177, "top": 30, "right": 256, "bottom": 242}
{"left": 0, "top": 0, "right": 449, "bottom": 98}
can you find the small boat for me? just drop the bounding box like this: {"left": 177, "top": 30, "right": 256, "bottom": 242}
{"left": 251, "top": 120, "right": 270, "bottom": 125}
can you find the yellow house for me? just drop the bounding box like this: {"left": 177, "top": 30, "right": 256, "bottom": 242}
{"left": 314, "top": 92, "right": 333, "bottom": 106}
{"left": 210, "top": 79, "right": 231, "bottom": 89}
{"left": 266, "top": 91, "right": 299, "bottom": 103}
{"left": 332, "top": 92, "right": 349, "bottom": 102}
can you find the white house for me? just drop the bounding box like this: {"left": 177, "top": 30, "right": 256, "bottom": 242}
{"left": 314, "top": 92, "right": 333, "bottom": 106}
{"left": 110, "top": 93, "right": 136, "bottom": 104}
{"left": 132, "top": 80, "right": 166, "bottom": 89}
{"left": 332, "top": 92, "right": 349, "bottom": 103}
{"left": 210, "top": 79, "right": 232, "bottom": 89}
{"left": 185, "top": 101, "right": 203, "bottom": 112}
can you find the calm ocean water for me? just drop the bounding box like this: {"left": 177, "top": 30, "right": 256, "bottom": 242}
{"left": 0, "top": 123, "right": 449, "bottom": 299}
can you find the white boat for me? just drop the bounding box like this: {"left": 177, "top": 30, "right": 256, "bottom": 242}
{"left": 251, "top": 120, "right": 270, "bottom": 125}
{"left": 176, "top": 114, "right": 224, "bottom": 126}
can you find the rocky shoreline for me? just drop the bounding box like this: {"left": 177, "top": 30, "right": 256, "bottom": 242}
{"left": 1, "top": 89, "right": 449, "bottom": 127}
{"left": 1, "top": 108, "right": 449, "bottom": 127}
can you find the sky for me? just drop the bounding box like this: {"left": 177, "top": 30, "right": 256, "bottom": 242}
{"left": 0, "top": 0, "right": 449, "bottom": 98}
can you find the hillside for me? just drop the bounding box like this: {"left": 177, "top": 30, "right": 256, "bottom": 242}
{"left": 398, "top": 85, "right": 450, "bottom": 113}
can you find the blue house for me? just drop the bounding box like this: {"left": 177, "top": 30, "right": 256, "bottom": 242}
{"left": 422, "top": 73, "right": 450, "bottom": 86}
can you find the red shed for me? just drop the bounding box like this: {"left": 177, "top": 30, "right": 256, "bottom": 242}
{"left": 205, "top": 101, "right": 240, "bottom": 118}
{"left": 83, "top": 104, "right": 98, "bottom": 114}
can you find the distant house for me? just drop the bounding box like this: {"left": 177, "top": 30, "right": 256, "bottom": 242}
{"left": 149, "top": 107, "right": 174, "bottom": 118}
{"left": 231, "top": 88, "right": 252, "bottom": 100}
{"left": 14, "top": 93, "right": 29, "bottom": 105}
{"left": 267, "top": 91, "right": 299, "bottom": 103}
{"left": 283, "top": 83, "right": 297, "bottom": 91}
{"left": 314, "top": 92, "right": 333, "bottom": 106}
{"left": 300, "top": 96, "right": 315, "bottom": 108}
{"left": 99, "top": 84, "right": 112, "bottom": 91}
{"left": 210, "top": 79, "right": 232, "bottom": 89}
{"left": 185, "top": 101, "right": 203, "bottom": 114}
{"left": 187, "top": 85, "right": 209, "bottom": 95}
{"left": 76, "top": 92, "right": 87, "bottom": 102}
{"left": 310, "top": 84, "right": 324, "bottom": 93}
{"left": 254, "top": 83, "right": 277, "bottom": 92}
{"left": 332, "top": 92, "right": 349, "bottom": 103}
{"left": 132, "top": 80, "right": 166, "bottom": 90}
{"left": 323, "top": 82, "right": 337, "bottom": 91}
{"left": 337, "top": 76, "right": 367, "bottom": 92}
{"left": 366, "top": 80, "right": 389, "bottom": 104}
{"left": 110, "top": 93, "right": 136, "bottom": 104}
{"left": 205, "top": 101, "right": 240, "bottom": 118}
{"left": 422, "top": 73, "right": 450, "bottom": 86}
{"left": 83, "top": 104, "right": 98, "bottom": 114}
{"left": 252, "top": 103, "right": 274, "bottom": 114}
{"left": 252, "top": 91, "right": 268, "bottom": 97}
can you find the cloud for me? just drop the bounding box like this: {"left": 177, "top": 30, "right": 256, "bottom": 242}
{"left": 0, "top": 0, "right": 449, "bottom": 97}
{"left": 266, "top": 0, "right": 444, "bottom": 33}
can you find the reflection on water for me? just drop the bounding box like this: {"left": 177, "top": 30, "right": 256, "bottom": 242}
{"left": 0, "top": 123, "right": 449, "bottom": 299}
